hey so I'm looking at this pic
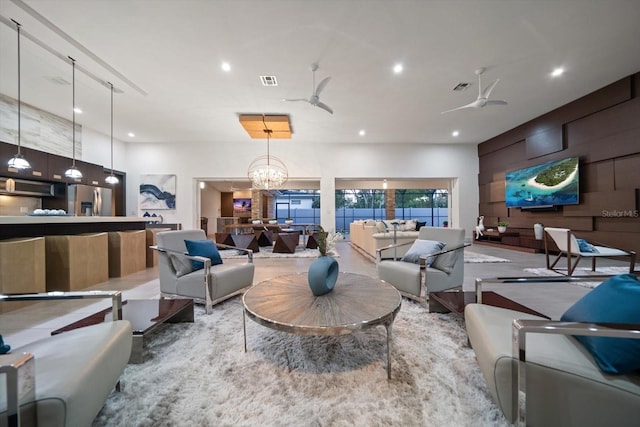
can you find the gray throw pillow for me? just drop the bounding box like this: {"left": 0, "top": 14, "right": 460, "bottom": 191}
{"left": 169, "top": 254, "right": 193, "bottom": 277}
{"left": 430, "top": 246, "right": 459, "bottom": 274}
{"left": 402, "top": 239, "right": 444, "bottom": 266}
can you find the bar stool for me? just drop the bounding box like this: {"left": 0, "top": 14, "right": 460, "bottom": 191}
{"left": 108, "top": 230, "right": 146, "bottom": 277}
{"left": 0, "top": 237, "right": 46, "bottom": 313}
{"left": 45, "top": 233, "right": 109, "bottom": 292}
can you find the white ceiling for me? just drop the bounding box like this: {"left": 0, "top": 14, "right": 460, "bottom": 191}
{"left": 1, "top": 0, "right": 640, "bottom": 148}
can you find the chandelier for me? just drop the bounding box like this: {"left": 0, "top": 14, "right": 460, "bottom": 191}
{"left": 247, "top": 128, "right": 288, "bottom": 190}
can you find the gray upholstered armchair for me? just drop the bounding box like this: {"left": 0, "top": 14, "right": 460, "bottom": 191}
{"left": 153, "top": 229, "right": 254, "bottom": 314}
{"left": 376, "top": 227, "right": 466, "bottom": 308}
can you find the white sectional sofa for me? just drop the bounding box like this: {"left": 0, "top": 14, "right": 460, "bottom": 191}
{"left": 349, "top": 219, "right": 421, "bottom": 259}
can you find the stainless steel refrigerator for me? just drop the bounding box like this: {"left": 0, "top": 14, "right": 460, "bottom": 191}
{"left": 67, "top": 184, "right": 113, "bottom": 216}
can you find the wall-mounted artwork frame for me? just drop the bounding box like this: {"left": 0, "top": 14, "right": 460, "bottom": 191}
{"left": 139, "top": 174, "right": 176, "bottom": 209}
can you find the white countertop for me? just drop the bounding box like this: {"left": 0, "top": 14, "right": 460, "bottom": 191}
{"left": 0, "top": 216, "right": 147, "bottom": 225}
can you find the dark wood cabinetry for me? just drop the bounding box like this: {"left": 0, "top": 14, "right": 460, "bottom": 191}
{"left": 75, "top": 160, "right": 106, "bottom": 186}
{"left": 0, "top": 141, "right": 125, "bottom": 215}
{"left": 0, "top": 141, "right": 113, "bottom": 187}
{"left": 474, "top": 228, "right": 548, "bottom": 253}
{"left": 478, "top": 72, "right": 640, "bottom": 256}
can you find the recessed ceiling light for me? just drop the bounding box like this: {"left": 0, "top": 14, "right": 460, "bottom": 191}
{"left": 551, "top": 67, "right": 564, "bottom": 77}
{"left": 359, "top": 130, "right": 366, "bottom": 136}
{"left": 128, "top": 132, "right": 135, "bottom": 137}
{"left": 452, "top": 130, "right": 460, "bottom": 137}
{"left": 73, "top": 107, "right": 82, "bottom": 114}
{"left": 221, "top": 62, "right": 231, "bottom": 72}
{"left": 393, "top": 63, "right": 403, "bottom": 74}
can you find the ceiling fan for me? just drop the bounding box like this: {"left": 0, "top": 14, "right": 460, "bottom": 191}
{"left": 283, "top": 63, "right": 333, "bottom": 114}
{"left": 441, "top": 68, "right": 507, "bottom": 114}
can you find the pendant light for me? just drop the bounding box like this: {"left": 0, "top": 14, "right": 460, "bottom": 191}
{"left": 105, "top": 82, "right": 119, "bottom": 184}
{"left": 247, "top": 118, "right": 288, "bottom": 190}
{"left": 64, "top": 56, "right": 82, "bottom": 179}
{"left": 7, "top": 19, "right": 31, "bottom": 170}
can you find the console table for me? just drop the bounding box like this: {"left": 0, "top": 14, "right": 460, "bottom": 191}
{"left": 475, "top": 228, "right": 545, "bottom": 253}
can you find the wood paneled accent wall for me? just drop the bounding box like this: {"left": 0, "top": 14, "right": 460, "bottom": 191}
{"left": 478, "top": 72, "right": 640, "bottom": 255}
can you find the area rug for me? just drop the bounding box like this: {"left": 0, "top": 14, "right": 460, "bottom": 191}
{"left": 522, "top": 266, "right": 631, "bottom": 288}
{"left": 464, "top": 251, "right": 510, "bottom": 263}
{"left": 92, "top": 299, "right": 508, "bottom": 427}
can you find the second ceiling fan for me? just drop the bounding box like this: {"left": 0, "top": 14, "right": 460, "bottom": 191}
{"left": 441, "top": 68, "right": 507, "bottom": 114}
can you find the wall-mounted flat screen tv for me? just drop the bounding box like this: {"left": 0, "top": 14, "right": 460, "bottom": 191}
{"left": 505, "top": 156, "right": 579, "bottom": 208}
{"left": 233, "top": 198, "right": 251, "bottom": 213}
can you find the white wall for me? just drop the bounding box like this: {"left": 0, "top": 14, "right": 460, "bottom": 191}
{"left": 82, "top": 127, "right": 126, "bottom": 173}
{"left": 123, "top": 140, "right": 479, "bottom": 240}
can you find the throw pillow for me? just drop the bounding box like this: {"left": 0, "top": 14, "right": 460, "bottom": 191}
{"left": 576, "top": 238, "right": 599, "bottom": 253}
{"left": 375, "top": 221, "right": 386, "bottom": 233}
{"left": 430, "top": 245, "right": 459, "bottom": 274}
{"left": 415, "top": 221, "right": 426, "bottom": 231}
{"left": 402, "top": 239, "right": 444, "bottom": 266}
{"left": 403, "top": 220, "right": 417, "bottom": 231}
{"left": 560, "top": 274, "right": 640, "bottom": 374}
{"left": 169, "top": 254, "right": 193, "bottom": 277}
{"left": 184, "top": 239, "right": 223, "bottom": 271}
{"left": 0, "top": 334, "right": 10, "bottom": 354}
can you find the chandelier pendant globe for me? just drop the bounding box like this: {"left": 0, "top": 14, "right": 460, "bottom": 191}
{"left": 247, "top": 128, "right": 288, "bottom": 190}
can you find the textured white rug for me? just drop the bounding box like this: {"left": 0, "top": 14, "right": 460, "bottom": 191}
{"left": 92, "top": 298, "right": 508, "bottom": 426}
{"left": 464, "top": 251, "right": 510, "bottom": 263}
{"left": 522, "top": 266, "right": 631, "bottom": 288}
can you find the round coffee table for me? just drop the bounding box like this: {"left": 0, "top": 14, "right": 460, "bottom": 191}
{"left": 242, "top": 272, "right": 402, "bottom": 378}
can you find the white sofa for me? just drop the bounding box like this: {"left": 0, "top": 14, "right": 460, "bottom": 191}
{"left": 349, "top": 220, "right": 420, "bottom": 259}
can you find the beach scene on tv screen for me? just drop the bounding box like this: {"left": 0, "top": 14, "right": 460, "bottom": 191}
{"left": 505, "top": 157, "right": 579, "bottom": 208}
{"left": 233, "top": 198, "right": 251, "bottom": 213}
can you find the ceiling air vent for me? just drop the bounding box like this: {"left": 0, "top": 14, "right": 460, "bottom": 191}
{"left": 260, "top": 75, "right": 278, "bottom": 86}
{"left": 453, "top": 82, "right": 471, "bottom": 91}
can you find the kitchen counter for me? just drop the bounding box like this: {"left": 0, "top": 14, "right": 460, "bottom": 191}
{"left": 0, "top": 216, "right": 146, "bottom": 224}
{"left": 0, "top": 216, "right": 148, "bottom": 239}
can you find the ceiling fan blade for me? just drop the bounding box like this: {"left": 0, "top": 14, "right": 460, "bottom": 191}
{"left": 484, "top": 100, "right": 508, "bottom": 106}
{"left": 315, "top": 76, "right": 331, "bottom": 96}
{"left": 316, "top": 101, "right": 334, "bottom": 114}
{"left": 283, "top": 98, "right": 309, "bottom": 103}
{"left": 441, "top": 100, "right": 482, "bottom": 114}
{"left": 441, "top": 105, "right": 471, "bottom": 114}
{"left": 481, "top": 79, "right": 500, "bottom": 99}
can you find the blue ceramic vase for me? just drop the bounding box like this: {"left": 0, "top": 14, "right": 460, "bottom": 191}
{"left": 308, "top": 256, "right": 339, "bottom": 296}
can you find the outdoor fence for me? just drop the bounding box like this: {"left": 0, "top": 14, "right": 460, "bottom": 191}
{"left": 275, "top": 208, "right": 449, "bottom": 233}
